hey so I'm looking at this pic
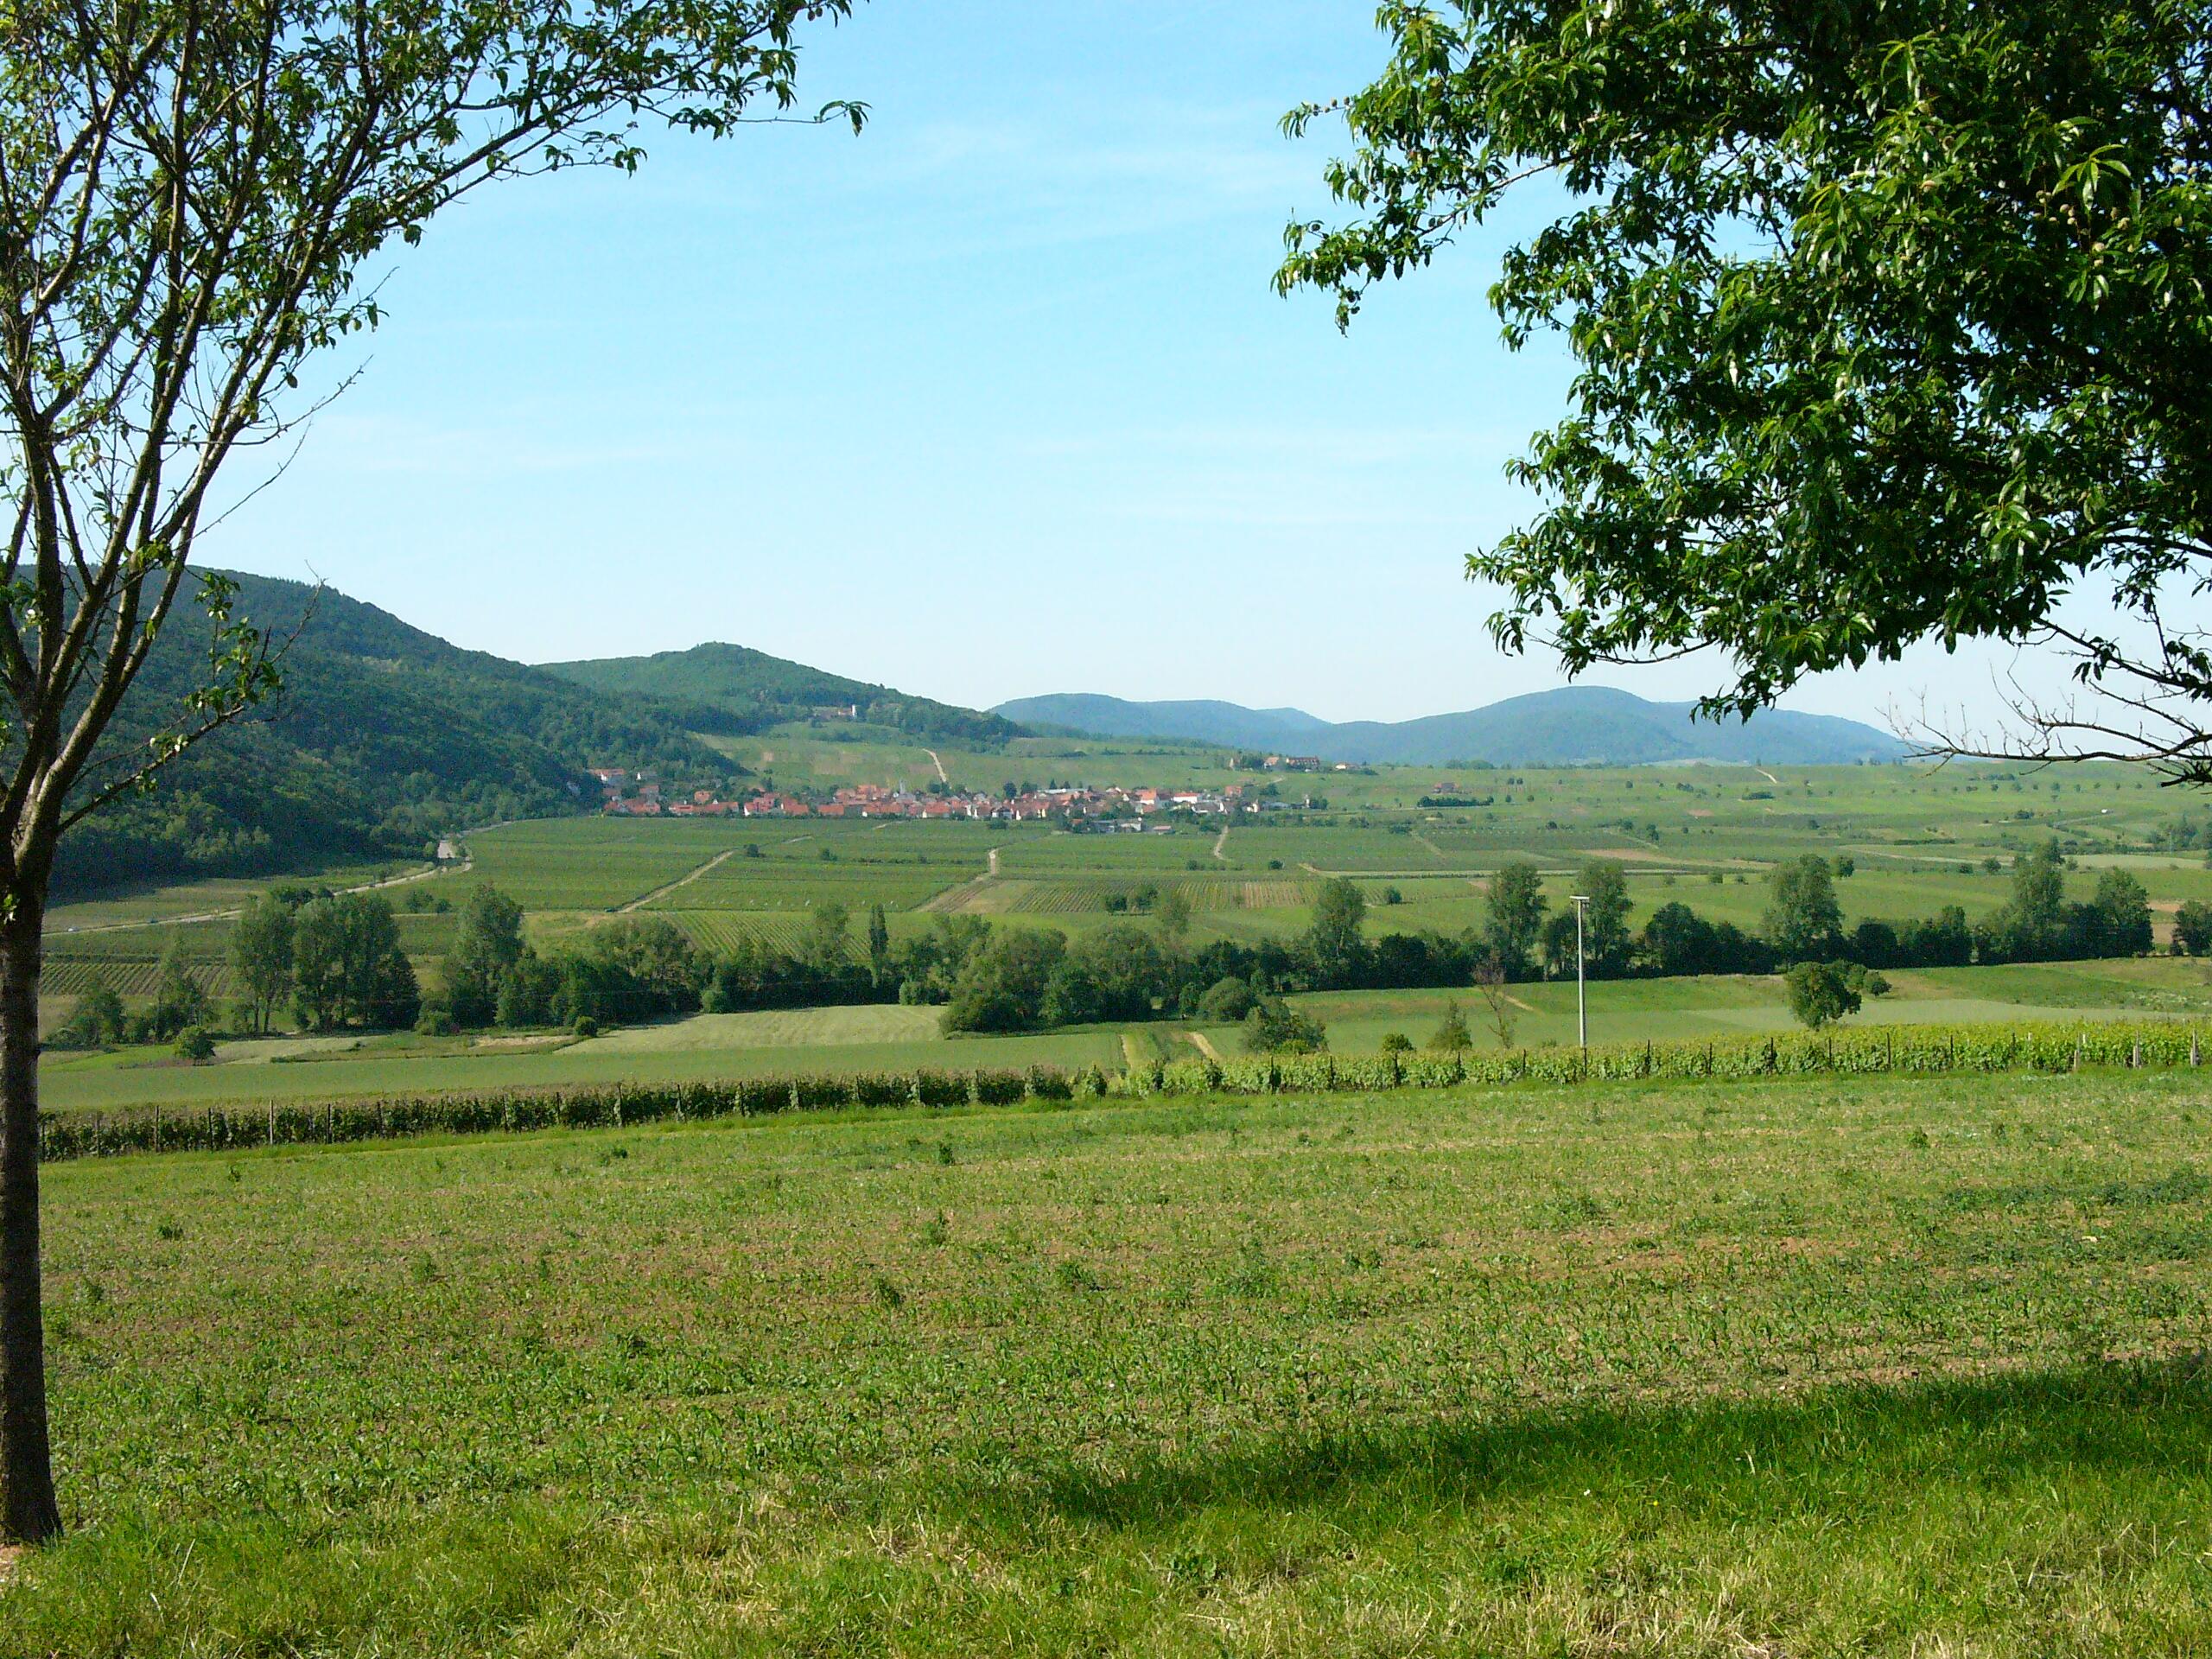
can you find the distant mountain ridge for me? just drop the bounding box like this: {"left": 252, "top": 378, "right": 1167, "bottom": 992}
{"left": 992, "top": 686, "right": 1907, "bottom": 767}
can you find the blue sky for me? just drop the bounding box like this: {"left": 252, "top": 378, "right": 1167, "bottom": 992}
{"left": 212, "top": 0, "right": 2058, "bottom": 730}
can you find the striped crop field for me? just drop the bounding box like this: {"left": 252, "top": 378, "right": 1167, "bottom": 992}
{"left": 655, "top": 912, "right": 816, "bottom": 957}
{"left": 44, "top": 956, "right": 237, "bottom": 1001}
{"left": 927, "top": 876, "right": 1318, "bottom": 917}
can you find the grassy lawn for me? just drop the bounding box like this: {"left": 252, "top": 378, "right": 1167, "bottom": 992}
{"left": 10, "top": 1067, "right": 2212, "bottom": 1653}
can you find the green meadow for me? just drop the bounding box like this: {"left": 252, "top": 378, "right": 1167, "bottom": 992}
{"left": 10, "top": 1065, "right": 2212, "bottom": 1653}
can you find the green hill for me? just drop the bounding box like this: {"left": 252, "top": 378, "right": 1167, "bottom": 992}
{"left": 59, "top": 572, "right": 742, "bottom": 900}
{"left": 543, "top": 642, "right": 1024, "bottom": 748}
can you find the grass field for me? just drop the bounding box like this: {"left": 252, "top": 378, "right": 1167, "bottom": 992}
{"left": 10, "top": 1065, "right": 2212, "bottom": 1653}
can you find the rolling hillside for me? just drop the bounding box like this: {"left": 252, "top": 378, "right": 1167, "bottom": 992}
{"left": 543, "top": 643, "right": 1024, "bottom": 747}
{"left": 61, "top": 572, "right": 741, "bottom": 899}
{"left": 994, "top": 685, "right": 1909, "bottom": 766}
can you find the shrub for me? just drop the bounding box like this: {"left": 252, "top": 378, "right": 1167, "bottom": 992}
{"left": 1379, "top": 1031, "right": 1414, "bottom": 1055}
{"left": 1427, "top": 1002, "right": 1475, "bottom": 1052}
{"left": 1784, "top": 961, "right": 1861, "bottom": 1030}
{"left": 572, "top": 1015, "right": 600, "bottom": 1039}
{"left": 1197, "top": 975, "right": 1258, "bottom": 1023}
{"left": 1243, "top": 998, "right": 1327, "bottom": 1055}
{"left": 172, "top": 1025, "right": 216, "bottom": 1064}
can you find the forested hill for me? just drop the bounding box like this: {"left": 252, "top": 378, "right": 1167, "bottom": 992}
{"left": 995, "top": 686, "right": 1908, "bottom": 767}
{"left": 543, "top": 642, "right": 1025, "bottom": 747}
{"left": 58, "top": 571, "right": 740, "bottom": 900}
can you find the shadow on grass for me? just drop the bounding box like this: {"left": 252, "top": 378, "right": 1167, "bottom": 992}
{"left": 1018, "top": 1356, "right": 2212, "bottom": 1537}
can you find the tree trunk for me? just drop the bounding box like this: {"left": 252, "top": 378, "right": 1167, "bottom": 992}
{"left": 0, "top": 887, "right": 60, "bottom": 1542}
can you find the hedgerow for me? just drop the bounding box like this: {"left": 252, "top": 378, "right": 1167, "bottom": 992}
{"left": 39, "top": 1018, "right": 2203, "bottom": 1162}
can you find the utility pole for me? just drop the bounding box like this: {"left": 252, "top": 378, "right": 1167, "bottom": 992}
{"left": 1571, "top": 893, "right": 1590, "bottom": 1051}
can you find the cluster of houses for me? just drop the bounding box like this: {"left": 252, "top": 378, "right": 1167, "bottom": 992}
{"left": 588, "top": 769, "right": 1304, "bottom": 823}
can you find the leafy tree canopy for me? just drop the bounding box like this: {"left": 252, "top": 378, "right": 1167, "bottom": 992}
{"left": 1281, "top": 0, "right": 2212, "bottom": 776}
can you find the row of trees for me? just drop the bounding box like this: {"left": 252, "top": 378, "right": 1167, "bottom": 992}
{"left": 1471, "top": 844, "right": 2156, "bottom": 985}
{"left": 231, "top": 890, "right": 422, "bottom": 1033}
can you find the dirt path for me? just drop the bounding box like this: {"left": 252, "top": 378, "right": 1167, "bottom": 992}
{"left": 617, "top": 847, "right": 737, "bottom": 914}
{"left": 924, "top": 748, "right": 950, "bottom": 784}
{"left": 1211, "top": 826, "right": 1230, "bottom": 862}
{"left": 918, "top": 847, "right": 1003, "bottom": 914}
{"left": 1185, "top": 1030, "right": 1225, "bottom": 1062}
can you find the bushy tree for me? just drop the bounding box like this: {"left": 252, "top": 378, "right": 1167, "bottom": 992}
{"left": 1764, "top": 856, "right": 1843, "bottom": 963}
{"left": 1197, "top": 976, "right": 1258, "bottom": 1023}
{"left": 2174, "top": 899, "right": 2212, "bottom": 957}
{"left": 229, "top": 894, "right": 296, "bottom": 1034}
{"left": 291, "top": 893, "right": 412, "bottom": 1030}
{"left": 445, "top": 886, "right": 527, "bottom": 1028}
{"left": 1640, "top": 901, "right": 1715, "bottom": 978}
{"left": 593, "top": 918, "right": 706, "bottom": 1016}
{"left": 495, "top": 955, "right": 564, "bottom": 1030}
{"left": 1784, "top": 961, "right": 1862, "bottom": 1031}
{"left": 1900, "top": 906, "right": 1974, "bottom": 969}
{"left": 1579, "top": 859, "right": 1632, "bottom": 972}
{"left": 1484, "top": 861, "right": 1547, "bottom": 978}
{"left": 50, "top": 979, "right": 125, "bottom": 1051}
{"left": 1243, "top": 998, "right": 1328, "bottom": 1055}
{"left": 0, "top": 0, "right": 862, "bottom": 1540}
{"left": 942, "top": 932, "right": 1066, "bottom": 1034}
{"left": 2090, "top": 869, "right": 2154, "bottom": 957}
{"left": 805, "top": 902, "right": 852, "bottom": 972}
{"left": 1426, "top": 1001, "right": 1474, "bottom": 1052}
{"left": 141, "top": 937, "right": 213, "bottom": 1043}
{"left": 1281, "top": 0, "right": 2212, "bottom": 777}
{"left": 1040, "top": 925, "right": 1168, "bottom": 1027}
{"left": 1304, "top": 877, "right": 1370, "bottom": 987}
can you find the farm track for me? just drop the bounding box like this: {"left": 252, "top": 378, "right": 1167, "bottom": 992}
{"left": 1211, "top": 827, "right": 1229, "bottom": 862}
{"left": 924, "top": 748, "right": 949, "bottom": 784}
{"left": 918, "top": 848, "right": 1002, "bottom": 914}
{"left": 1185, "top": 1029, "right": 1225, "bottom": 1062}
{"left": 618, "top": 847, "right": 739, "bottom": 914}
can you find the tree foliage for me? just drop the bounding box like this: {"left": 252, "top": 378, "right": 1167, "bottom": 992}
{"left": 1281, "top": 0, "right": 2212, "bottom": 775}
{"left": 1764, "top": 855, "right": 1845, "bottom": 963}
{"left": 1784, "top": 960, "right": 1862, "bottom": 1030}
{"left": 0, "top": 0, "right": 861, "bottom": 1541}
{"left": 1484, "top": 860, "right": 1547, "bottom": 976}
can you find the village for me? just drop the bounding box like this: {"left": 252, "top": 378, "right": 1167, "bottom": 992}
{"left": 585, "top": 765, "right": 1328, "bottom": 824}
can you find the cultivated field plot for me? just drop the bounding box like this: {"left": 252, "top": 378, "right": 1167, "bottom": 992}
{"left": 34, "top": 1018, "right": 1132, "bottom": 1114}
{"left": 16, "top": 1068, "right": 2212, "bottom": 1654}
{"left": 926, "top": 875, "right": 1317, "bottom": 918}
{"left": 646, "top": 855, "right": 968, "bottom": 913}
{"left": 444, "top": 819, "right": 747, "bottom": 912}
{"left": 44, "top": 861, "right": 408, "bottom": 933}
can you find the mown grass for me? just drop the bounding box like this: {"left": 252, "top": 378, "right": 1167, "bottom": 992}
{"left": 10, "top": 1067, "right": 2212, "bottom": 1653}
